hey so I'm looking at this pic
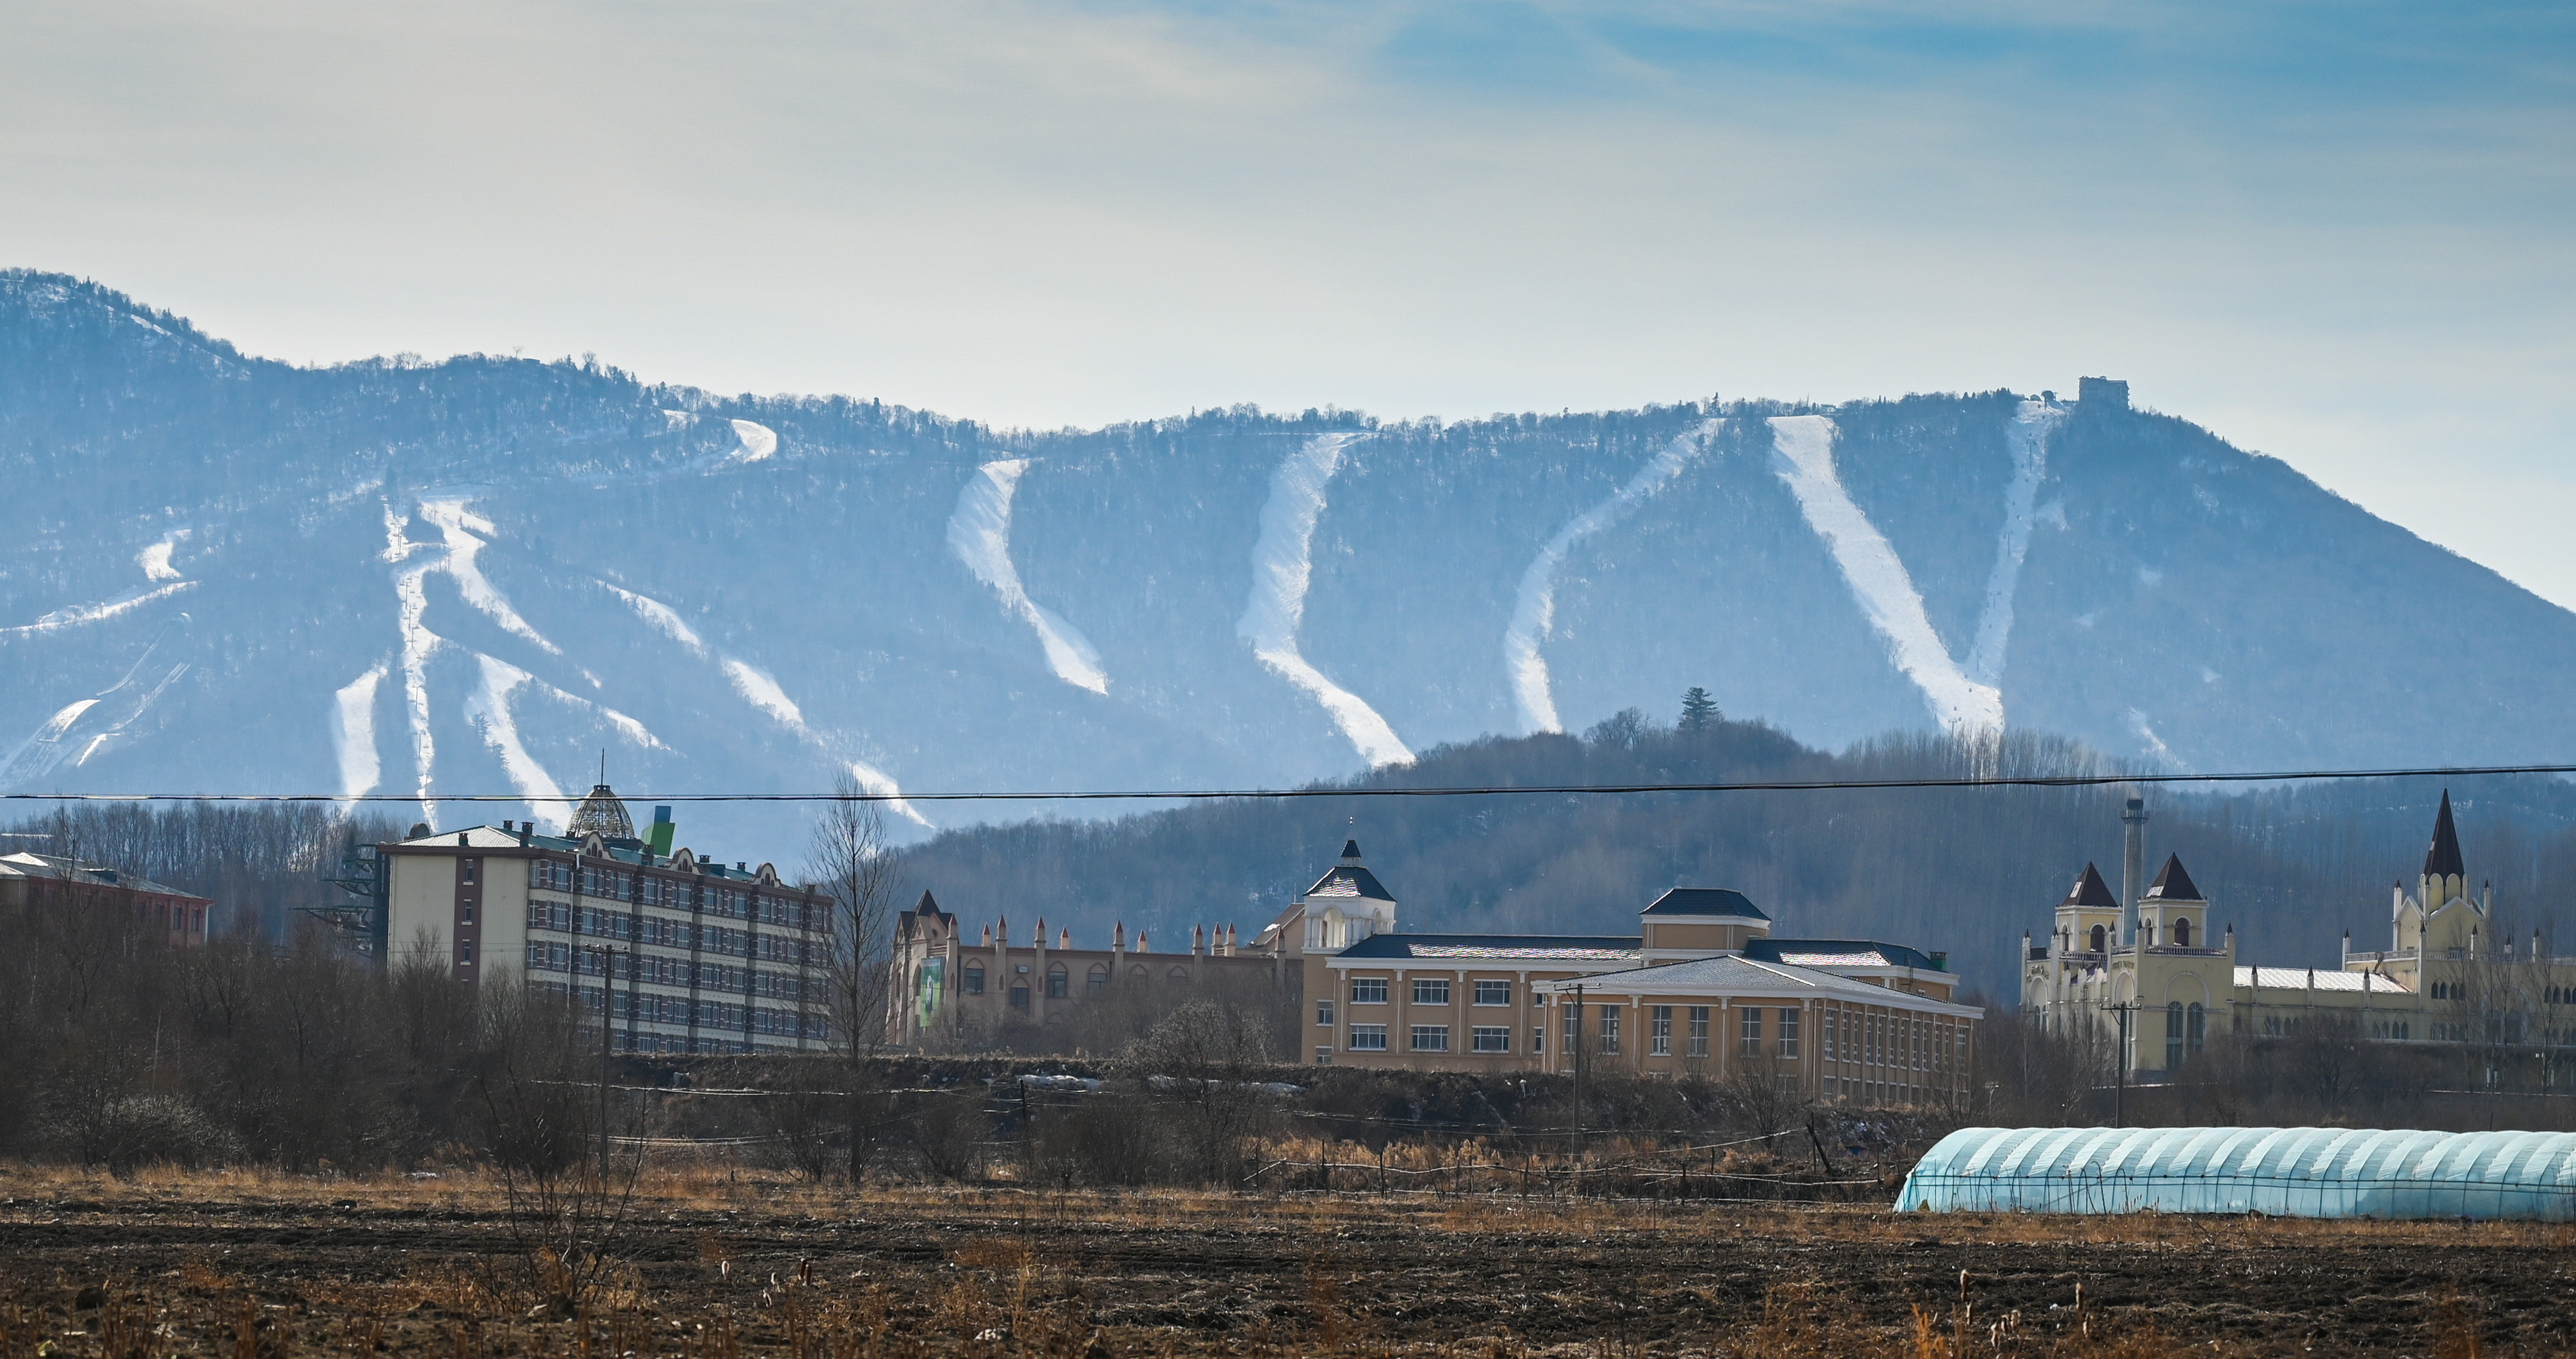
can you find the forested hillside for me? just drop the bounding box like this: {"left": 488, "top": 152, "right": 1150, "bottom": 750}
{"left": 899, "top": 707, "right": 2576, "bottom": 1003}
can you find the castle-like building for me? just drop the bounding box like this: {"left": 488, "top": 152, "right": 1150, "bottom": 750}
{"left": 2022, "top": 791, "right": 2562, "bottom": 1078}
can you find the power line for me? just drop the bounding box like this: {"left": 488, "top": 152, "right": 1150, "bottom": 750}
{"left": 1, "top": 761, "right": 2572, "bottom": 805}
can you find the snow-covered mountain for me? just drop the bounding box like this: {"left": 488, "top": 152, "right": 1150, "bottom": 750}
{"left": 6, "top": 271, "right": 2573, "bottom": 861}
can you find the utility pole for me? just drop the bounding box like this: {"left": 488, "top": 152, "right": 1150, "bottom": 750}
{"left": 2113, "top": 1003, "right": 2129, "bottom": 1129}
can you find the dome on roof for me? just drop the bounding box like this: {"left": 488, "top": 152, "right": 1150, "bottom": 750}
{"left": 567, "top": 784, "right": 635, "bottom": 840}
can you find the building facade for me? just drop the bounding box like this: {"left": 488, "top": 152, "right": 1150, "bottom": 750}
{"left": 382, "top": 786, "right": 832, "bottom": 1053}
{"left": 2021, "top": 791, "right": 2573, "bottom": 1078}
{"left": 0, "top": 851, "right": 210, "bottom": 946}
{"left": 889, "top": 889, "right": 1289, "bottom": 1048}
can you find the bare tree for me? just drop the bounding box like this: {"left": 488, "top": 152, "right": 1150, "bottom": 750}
{"left": 804, "top": 770, "right": 906, "bottom": 1179}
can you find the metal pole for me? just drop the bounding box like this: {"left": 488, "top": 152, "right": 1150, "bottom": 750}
{"left": 2114, "top": 1004, "right": 2127, "bottom": 1129}
{"left": 1571, "top": 984, "right": 1586, "bottom": 1162}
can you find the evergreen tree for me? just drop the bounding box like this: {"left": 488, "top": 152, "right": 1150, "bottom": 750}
{"left": 1679, "top": 686, "right": 1720, "bottom": 733}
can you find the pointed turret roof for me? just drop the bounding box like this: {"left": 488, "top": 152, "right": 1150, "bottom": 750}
{"left": 2425, "top": 790, "right": 2465, "bottom": 880}
{"left": 2062, "top": 863, "right": 2119, "bottom": 910}
{"left": 1307, "top": 839, "right": 1393, "bottom": 902}
{"left": 2145, "top": 853, "right": 2204, "bottom": 903}
{"left": 566, "top": 784, "right": 635, "bottom": 840}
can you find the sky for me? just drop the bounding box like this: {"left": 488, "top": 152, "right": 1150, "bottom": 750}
{"left": 7, "top": 0, "right": 2573, "bottom": 607}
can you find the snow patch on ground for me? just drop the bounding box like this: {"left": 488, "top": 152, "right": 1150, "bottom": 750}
{"left": 463, "top": 655, "right": 569, "bottom": 834}
{"left": 138, "top": 529, "right": 190, "bottom": 582}
{"left": 332, "top": 662, "right": 389, "bottom": 801}
{"left": 1769, "top": 415, "right": 2001, "bottom": 738}
{"left": 1238, "top": 433, "right": 1412, "bottom": 768}
{"left": 1963, "top": 399, "right": 2065, "bottom": 690}
{"left": 728, "top": 420, "right": 778, "bottom": 464}
{"left": 3, "top": 581, "right": 197, "bottom": 636}
{"left": 947, "top": 460, "right": 1110, "bottom": 694}
{"left": 0, "top": 700, "right": 101, "bottom": 789}
{"left": 2126, "top": 707, "right": 2187, "bottom": 770}
{"left": 1505, "top": 419, "right": 1720, "bottom": 734}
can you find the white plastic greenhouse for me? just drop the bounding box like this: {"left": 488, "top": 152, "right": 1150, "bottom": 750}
{"left": 1895, "top": 1127, "right": 2576, "bottom": 1220}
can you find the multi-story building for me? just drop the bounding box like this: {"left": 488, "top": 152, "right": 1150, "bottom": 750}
{"left": 0, "top": 851, "right": 211, "bottom": 946}
{"left": 2020, "top": 790, "right": 2571, "bottom": 1078}
{"left": 382, "top": 784, "right": 832, "bottom": 1053}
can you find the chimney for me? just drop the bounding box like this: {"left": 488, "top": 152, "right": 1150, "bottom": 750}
{"left": 2120, "top": 795, "right": 2148, "bottom": 947}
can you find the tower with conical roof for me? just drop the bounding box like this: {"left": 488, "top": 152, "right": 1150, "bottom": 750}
{"left": 2392, "top": 789, "right": 2486, "bottom": 961}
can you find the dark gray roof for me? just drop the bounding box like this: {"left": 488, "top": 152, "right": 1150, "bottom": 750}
{"left": 2063, "top": 862, "right": 2119, "bottom": 909}
{"left": 2146, "top": 854, "right": 2205, "bottom": 903}
{"left": 1335, "top": 932, "right": 1639, "bottom": 961}
{"left": 1641, "top": 887, "right": 1770, "bottom": 920}
{"left": 1307, "top": 864, "right": 1394, "bottom": 901}
{"left": 2425, "top": 790, "right": 2465, "bottom": 880}
{"left": 1745, "top": 937, "right": 1941, "bottom": 971}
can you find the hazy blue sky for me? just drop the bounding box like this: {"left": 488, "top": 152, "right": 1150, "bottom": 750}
{"left": 9, "top": 1, "right": 2572, "bottom": 605}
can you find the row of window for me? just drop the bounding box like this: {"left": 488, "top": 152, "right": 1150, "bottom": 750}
{"left": 537, "top": 980, "right": 825, "bottom": 1039}
{"left": 527, "top": 901, "right": 820, "bottom": 963}
{"left": 524, "top": 941, "right": 810, "bottom": 999}
{"left": 1345, "top": 1024, "right": 1521, "bottom": 1053}
{"left": 1345, "top": 977, "right": 1518, "bottom": 1006}
{"left": 526, "top": 861, "right": 817, "bottom": 928}
{"left": 959, "top": 962, "right": 1187, "bottom": 998}
{"left": 1820, "top": 1010, "right": 1959, "bottom": 1073}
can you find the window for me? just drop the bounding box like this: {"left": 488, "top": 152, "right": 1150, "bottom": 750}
{"left": 1564, "top": 1006, "right": 1581, "bottom": 1053}
{"left": 1688, "top": 1006, "right": 1711, "bottom": 1058}
{"left": 1351, "top": 977, "right": 1389, "bottom": 1004}
{"left": 2165, "top": 1002, "right": 2184, "bottom": 1068}
{"left": 2174, "top": 917, "right": 2192, "bottom": 947}
{"left": 1317, "top": 1000, "right": 1336, "bottom": 1027}
{"left": 460, "top": 858, "right": 477, "bottom": 884}
{"left": 1475, "top": 979, "right": 1512, "bottom": 1006}
{"left": 1349, "top": 1024, "right": 1388, "bottom": 1051}
{"left": 1823, "top": 1011, "right": 1837, "bottom": 1062}
{"left": 963, "top": 964, "right": 986, "bottom": 995}
{"left": 2088, "top": 924, "right": 2106, "bottom": 952}
{"left": 1011, "top": 982, "right": 1030, "bottom": 1010}
{"left": 1315, "top": 1047, "right": 1334, "bottom": 1065}
{"left": 461, "top": 903, "right": 475, "bottom": 924}
{"left": 1531, "top": 1026, "right": 1545, "bottom": 1054}
{"left": 1414, "top": 978, "right": 1451, "bottom": 1005}
{"left": 1598, "top": 1006, "right": 1621, "bottom": 1055}
{"left": 1088, "top": 966, "right": 1108, "bottom": 994}
{"left": 1650, "top": 1006, "right": 1673, "bottom": 1057}
{"left": 1778, "top": 1008, "right": 1801, "bottom": 1059}
{"left": 1046, "top": 966, "right": 1068, "bottom": 999}
{"left": 1472, "top": 1026, "right": 1511, "bottom": 1053}
{"left": 1411, "top": 1025, "right": 1450, "bottom": 1052}
{"left": 1742, "top": 1006, "right": 1764, "bottom": 1055}
{"left": 2187, "top": 1002, "right": 2206, "bottom": 1055}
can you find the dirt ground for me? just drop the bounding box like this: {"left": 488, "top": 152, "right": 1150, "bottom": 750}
{"left": 1, "top": 1169, "right": 2570, "bottom": 1357}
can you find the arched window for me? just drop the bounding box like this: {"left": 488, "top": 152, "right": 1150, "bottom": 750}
{"left": 1087, "top": 965, "right": 1109, "bottom": 994}
{"left": 2164, "top": 1002, "right": 2185, "bottom": 1068}
{"left": 1130, "top": 966, "right": 1148, "bottom": 983}
{"left": 1046, "top": 963, "right": 1069, "bottom": 999}
{"left": 1009, "top": 981, "right": 1030, "bottom": 1009}
{"left": 2088, "top": 924, "right": 2106, "bottom": 952}
{"left": 1168, "top": 968, "right": 1190, "bottom": 983}
{"left": 2187, "top": 1002, "right": 2206, "bottom": 1054}
{"left": 2173, "top": 918, "right": 2193, "bottom": 947}
{"left": 963, "top": 963, "right": 986, "bottom": 996}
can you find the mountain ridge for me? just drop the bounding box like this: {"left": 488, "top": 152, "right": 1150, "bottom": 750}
{"left": 4, "top": 269, "right": 2572, "bottom": 870}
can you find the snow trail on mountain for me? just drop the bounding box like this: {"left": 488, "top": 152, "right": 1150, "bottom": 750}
{"left": 947, "top": 460, "right": 1109, "bottom": 694}
{"left": 603, "top": 582, "right": 709, "bottom": 654}
{"left": 415, "top": 498, "right": 560, "bottom": 654}
{"left": 3, "top": 581, "right": 196, "bottom": 636}
{"left": 1238, "top": 433, "right": 1412, "bottom": 768}
{"left": 728, "top": 419, "right": 778, "bottom": 464}
{"left": 464, "top": 654, "right": 570, "bottom": 833}
{"left": 721, "top": 659, "right": 930, "bottom": 827}
{"left": 1505, "top": 419, "right": 1721, "bottom": 734}
{"left": 1963, "top": 399, "right": 2065, "bottom": 691}
{"left": 332, "top": 662, "right": 388, "bottom": 800}
{"left": 1768, "top": 415, "right": 2002, "bottom": 737}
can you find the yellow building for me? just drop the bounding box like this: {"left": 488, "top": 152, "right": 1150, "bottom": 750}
{"left": 382, "top": 785, "right": 832, "bottom": 1053}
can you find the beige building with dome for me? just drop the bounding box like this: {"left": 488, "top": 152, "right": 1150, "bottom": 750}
{"left": 380, "top": 784, "right": 832, "bottom": 1053}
